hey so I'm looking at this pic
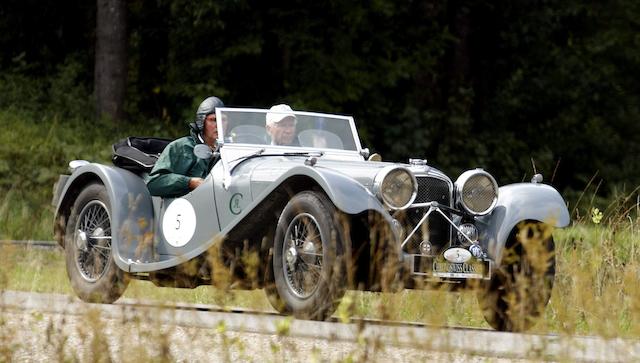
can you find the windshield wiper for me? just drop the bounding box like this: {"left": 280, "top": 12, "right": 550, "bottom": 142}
{"left": 229, "top": 148, "right": 266, "bottom": 163}
{"left": 231, "top": 150, "right": 323, "bottom": 163}
{"left": 282, "top": 151, "right": 324, "bottom": 157}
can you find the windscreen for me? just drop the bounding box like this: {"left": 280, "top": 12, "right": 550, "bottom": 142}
{"left": 217, "top": 108, "right": 359, "bottom": 152}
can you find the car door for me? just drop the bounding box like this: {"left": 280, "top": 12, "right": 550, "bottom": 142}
{"left": 154, "top": 166, "right": 222, "bottom": 258}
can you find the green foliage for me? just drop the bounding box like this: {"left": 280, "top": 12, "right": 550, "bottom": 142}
{"left": 0, "top": 54, "right": 92, "bottom": 119}
{"left": 47, "top": 55, "right": 93, "bottom": 119}
{"left": 477, "top": 0, "right": 640, "bottom": 191}
{"left": 1, "top": 0, "right": 640, "bottom": 204}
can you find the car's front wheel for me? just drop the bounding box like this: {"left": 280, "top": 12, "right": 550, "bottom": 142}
{"left": 271, "top": 191, "right": 348, "bottom": 320}
{"left": 478, "top": 221, "right": 555, "bottom": 332}
{"left": 64, "top": 183, "right": 129, "bottom": 303}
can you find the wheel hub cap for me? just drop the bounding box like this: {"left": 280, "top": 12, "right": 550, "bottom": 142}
{"left": 286, "top": 246, "right": 298, "bottom": 266}
{"left": 92, "top": 227, "right": 105, "bottom": 238}
{"left": 75, "top": 230, "right": 88, "bottom": 251}
{"left": 301, "top": 240, "right": 317, "bottom": 264}
{"left": 302, "top": 240, "right": 315, "bottom": 254}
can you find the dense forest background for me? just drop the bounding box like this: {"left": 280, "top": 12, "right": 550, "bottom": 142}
{"left": 1, "top": 0, "right": 639, "bottom": 208}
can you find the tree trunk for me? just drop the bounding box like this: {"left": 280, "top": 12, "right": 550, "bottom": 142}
{"left": 95, "top": 0, "right": 127, "bottom": 122}
{"left": 445, "top": 0, "right": 472, "bottom": 108}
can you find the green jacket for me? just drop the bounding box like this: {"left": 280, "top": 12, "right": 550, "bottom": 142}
{"left": 146, "top": 135, "right": 209, "bottom": 198}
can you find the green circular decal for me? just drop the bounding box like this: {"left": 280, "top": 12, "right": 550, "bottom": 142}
{"left": 229, "top": 193, "right": 243, "bottom": 215}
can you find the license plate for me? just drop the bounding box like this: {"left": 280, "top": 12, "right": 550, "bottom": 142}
{"left": 432, "top": 260, "right": 485, "bottom": 279}
{"left": 411, "top": 255, "right": 491, "bottom": 279}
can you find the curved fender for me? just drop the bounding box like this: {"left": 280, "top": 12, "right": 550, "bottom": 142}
{"left": 272, "top": 165, "right": 400, "bottom": 243}
{"left": 231, "top": 164, "right": 396, "bottom": 235}
{"left": 290, "top": 166, "right": 387, "bottom": 215}
{"left": 477, "top": 183, "right": 570, "bottom": 266}
{"left": 55, "top": 163, "right": 155, "bottom": 272}
{"left": 255, "top": 165, "right": 401, "bottom": 251}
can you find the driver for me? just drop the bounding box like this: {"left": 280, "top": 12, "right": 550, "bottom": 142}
{"left": 146, "top": 96, "right": 224, "bottom": 197}
{"left": 266, "top": 104, "right": 299, "bottom": 146}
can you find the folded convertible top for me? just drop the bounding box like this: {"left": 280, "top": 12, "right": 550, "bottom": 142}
{"left": 112, "top": 136, "right": 172, "bottom": 174}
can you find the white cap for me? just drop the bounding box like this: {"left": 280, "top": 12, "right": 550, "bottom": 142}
{"left": 266, "top": 104, "right": 297, "bottom": 127}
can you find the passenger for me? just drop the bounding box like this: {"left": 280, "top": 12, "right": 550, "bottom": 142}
{"left": 266, "top": 104, "right": 299, "bottom": 146}
{"left": 146, "top": 96, "right": 224, "bottom": 197}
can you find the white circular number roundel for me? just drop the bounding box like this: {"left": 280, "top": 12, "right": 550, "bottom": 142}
{"left": 162, "top": 198, "right": 196, "bottom": 247}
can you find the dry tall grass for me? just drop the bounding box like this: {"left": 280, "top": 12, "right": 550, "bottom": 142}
{"left": 1, "top": 211, "right": 639, "bottom": 361}
{"left": 2, "top": 209, "right": 639, "bottom": 338}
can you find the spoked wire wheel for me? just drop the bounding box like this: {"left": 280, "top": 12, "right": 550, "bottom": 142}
{"left": 271, "top": 191, "right": 348, "bottom": 320}
{"left": 74, "top": 200, "right": 112, "bottom": 282}
{"left": 65, "top": 183, "right": 129, "bottom": 303}
{"left": 282, "top": 213, "right": 324, "bottom": 299}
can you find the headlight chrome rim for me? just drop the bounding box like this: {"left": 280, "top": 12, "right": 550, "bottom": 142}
{"left": 373, "top": 166, "right": 417, "bottom": 210}
{"left": 455, "top": 169, "right": 498, "bottom": 216}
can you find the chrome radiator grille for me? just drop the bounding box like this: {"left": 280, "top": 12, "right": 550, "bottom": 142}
{"left": 414, "top": 176, "right": 451, "bottom": 205}
{"left": 403, "top": 176, "right": 452, "bottom": 254}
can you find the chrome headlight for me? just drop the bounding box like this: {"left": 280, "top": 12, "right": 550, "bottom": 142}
{"left": 373, "top": 166, "right": 417, "bottom": 210}
{"left": 455, "top": 169, "right": 498, "bottom": 215}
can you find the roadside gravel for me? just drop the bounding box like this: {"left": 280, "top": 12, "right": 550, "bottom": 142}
{"left": 2, "top": 309, "right": 526, "bottom": 362}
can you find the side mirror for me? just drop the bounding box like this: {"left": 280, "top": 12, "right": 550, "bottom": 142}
{"left": 193, "top": 144, "right": 215, "bottom": 159}
{"left": 359, "top": 148, "right": 370, "bottom": 159}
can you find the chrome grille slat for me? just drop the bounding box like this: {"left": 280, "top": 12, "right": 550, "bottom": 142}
{"left": 414, "top": 176, "right": 450, "bottom": 205}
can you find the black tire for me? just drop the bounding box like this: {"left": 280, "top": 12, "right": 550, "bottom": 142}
{"left": 478, "top": 221, "right": 556, "bottom": 332}
{"left": 64, "top": 183, "right": 129, "bottom": 303}
{"left": 271, "top": 191, "right": 348, "bottom": 320}
{"left": 264, "top": 247, "right": 291, "bottom": 314}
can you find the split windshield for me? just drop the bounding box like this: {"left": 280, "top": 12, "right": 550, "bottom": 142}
{"left": 216, "top": 108, "right": 360, "bottom": 152}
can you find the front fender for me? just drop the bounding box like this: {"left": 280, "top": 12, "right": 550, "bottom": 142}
{"left": 305, "top": 166, "right": 387, "bottom": 215}
{"left": 279, "top": 165, "right": 401, "bottom": 246}
{"left": 229, "top": 164, "right": 397, "bottom": 239}
{"left": 54, "top": 163, "right": 155, "bottom": 272}
{"left": 271, "top": 165, "right": 402, "bottom": 254}
{"left": 477, "top": 183, "right": 570, "bottom": 266}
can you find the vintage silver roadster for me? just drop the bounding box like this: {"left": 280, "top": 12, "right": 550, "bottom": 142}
{"left": 53, "top": 107, "right": 570, "bottom": 332}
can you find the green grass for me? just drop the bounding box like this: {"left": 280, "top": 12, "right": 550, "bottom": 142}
{"left": 0, "top": 245, "right": 71, "bottom": 295}
{"left": 0, "top": 109, "right": 183, "bottom": 240}
{"left": 543, "top": 224, "right": 640, "bottom": 337}
{"left": 0, "top": 244, "right": 272, "bottom": 310}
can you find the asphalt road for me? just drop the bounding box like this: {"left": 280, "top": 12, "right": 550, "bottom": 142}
{"left": 0, "top": 290, "right": 638, "bottom": 362}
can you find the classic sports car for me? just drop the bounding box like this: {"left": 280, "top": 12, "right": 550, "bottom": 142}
{"left": 53, "top": 107, "right": 570, "bottom": 332}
